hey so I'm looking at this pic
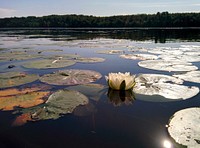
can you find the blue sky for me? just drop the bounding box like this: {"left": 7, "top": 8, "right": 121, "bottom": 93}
{"left": 0, "top": 0, "right": 200, "bottom": 18}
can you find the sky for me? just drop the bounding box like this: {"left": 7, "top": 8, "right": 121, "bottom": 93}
{"left": 0, "top": 0, "right": 200, "bottom": 18}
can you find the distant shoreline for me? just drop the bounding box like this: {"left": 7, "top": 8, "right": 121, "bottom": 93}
{"left": 1, "top": 12, "right": 200, "bottom": 28}
{"left": 0, "top": 27, "right": 200, "bottom": 30}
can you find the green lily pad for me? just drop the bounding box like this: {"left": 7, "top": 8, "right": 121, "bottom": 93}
{"left": 168, "top": 107, "right": 200, "bottom": 148}
{"left": 31, "top": 90, "right": 89, "bottom": 120}
{"left": 39, "top": 69, "right": 102, "bottom": 85}
{"left": 138, "top": 60, "right": 198, "bottom": 72}
{"left": 23, "top": 59, "right": 76, "bottom": 69}
{"left": 44, "top": 53, "right": 80, "bottom": 60}
{"left": 67, "top": 83, "right": 106, "bottom": 101}
{"left": 0, "top": 72, "right": 39, "bottom": 88}
{"left": 0, "top": 51, "right": 41, "bottom": 62}
{"left": 75, "top": 57, "right": 105, "bottom": 63}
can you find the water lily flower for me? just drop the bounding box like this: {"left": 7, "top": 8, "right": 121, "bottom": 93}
{"left": 105, "top": 72, "right": 136, "bottom": 90}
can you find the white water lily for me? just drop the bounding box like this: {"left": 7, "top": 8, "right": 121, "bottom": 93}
{"left": 105, "top": 72, "right": 136, "bottom": 90}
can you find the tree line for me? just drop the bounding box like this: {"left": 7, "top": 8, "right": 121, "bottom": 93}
{"left": 0, "top": 12, "right": 200, "bottom": 28}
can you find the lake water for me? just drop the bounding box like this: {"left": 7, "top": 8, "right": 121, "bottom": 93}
{"left": 0, "top": 28, "right": 200, "bottom": 148}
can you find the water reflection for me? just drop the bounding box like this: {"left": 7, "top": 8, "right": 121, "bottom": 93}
{"left": 107, "top": 89, "right": 135, "bottom": 106}
{"left": 163, "top": 139, "right": 172, "bottom": 148}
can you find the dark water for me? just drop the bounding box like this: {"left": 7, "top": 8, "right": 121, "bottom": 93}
{"left": 0, "top": 28, "right": 200, "bottom": 148}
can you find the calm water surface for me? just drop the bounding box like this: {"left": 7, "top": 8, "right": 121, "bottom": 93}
{"left": 0, "top": 28, "right": 200, "bottom": 148}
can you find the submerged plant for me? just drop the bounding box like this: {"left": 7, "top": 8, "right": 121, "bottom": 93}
{"left": 105, "top": 72, "right": 136, "bottom": 90}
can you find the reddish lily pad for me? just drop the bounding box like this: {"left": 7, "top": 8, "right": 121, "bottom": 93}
{"left": 0, "top": 91, "right": 50, "bottom": 111}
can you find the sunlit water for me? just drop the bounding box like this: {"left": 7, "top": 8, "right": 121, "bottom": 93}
{"left": 0, "top": 28, "right": 200, "bottom": 148}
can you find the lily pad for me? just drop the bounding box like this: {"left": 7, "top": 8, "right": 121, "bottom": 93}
{"left": 0, "top": 72, "right": 39, "bottom": 88}
{"left": 23, "top": 59, "right": 76, "bottom": 69}
{"left": 0, "top": 91, "right": 50, "bottom": 111}
{"left": 74, "top": 57, "right": 105, "bottom": 63}
{"left": 0, "top": 84, "right": 52, "bottom": 97}
{"left": 133, "top": 74, "right": 199, "bottom": 101}
{"left": 0, "top": 51, "right": 41, "bottom": 62}
{"left": 173, "top": 71, "right": 200, "bottom": 83}
{"left": 135, "top": 74, "right": 184, "bottom": 84}
{"left": 39, "top": 69, "right": 102, "bottom": 86}
{"left": 138, "top": 60, "right": 198, "bottom": 72}
{"left": 120, "top": 54, "right": 158, "bottom": 60}
{"left": 31, "top": 90, "right": 89, "bottom": 120}
{"left": 67, "top": 83, "right": 106, "bottom": 101}
{"left": 96, "top": 50, "right": 124, "bottom": 54}
{"left": 168, "top": 107, "right": 200, "bottom": 148}
{"left": 159, "top": 54, "right": 200, "bottom": 62}
{"left": 45, "top": 53, "right": 80, "bottom": 60}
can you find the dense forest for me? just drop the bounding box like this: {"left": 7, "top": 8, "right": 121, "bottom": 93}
{"left": 0, "top": 12, "right": 200, "bottom": 28}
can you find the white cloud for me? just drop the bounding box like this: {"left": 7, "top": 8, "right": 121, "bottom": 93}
{"left": 0, "top": 8, "right": 16, "bottom": 18}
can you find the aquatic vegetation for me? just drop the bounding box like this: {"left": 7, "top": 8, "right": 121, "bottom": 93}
{"left": 0, "top": 72, "right": 39, "bottom": 88}
{"left": 40, "top": 69, "right": 102, "bottom": 85}
{"left": 168, "top": 107, "right": 200, "bottom": 148}
{"left": 0, "top": 91, "right": 50, "bottom": 111}
{"left": 96, "top": 49, "right": 124, "bottom": 54}
{"left": 44, "top": 53, "right": 80, "bottom": 60}
{"left": 0, "top": 84, "right": 51, "bottom": 97}
{"left": 33, "top": 90, "right": 88, "bottom": 120}
{"left": 134, "top": 74, "right": 199, "bottom": 100}
{"left": 138, "top": 60, "right": 198, "bottom": 72}
{"left": 105, "top": 72, "right": 136, "bottom": 91}
{"left": 23, "top": 59, "right": 76, "bottom": 69}
{"left": 173, "top": 71, "right": 200, "bottom": 83}
{"left": 0, "top": 51, "right": 41, "bottom": 62}
{"left": 120, "top": 54, "right": 158, "bottom": 60}
{"left": 74, "top": 57, "right": 105, "bottom": 63}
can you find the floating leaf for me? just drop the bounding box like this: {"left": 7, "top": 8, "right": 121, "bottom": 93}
{"left": 0, "top": 72, "right": 39, "bottom": 88}
{"left": 31, "top": 90, "right": 89, "bottom": 120}
{"left": 120, "top": 54, "right": 158, "bottom": 60}
{"left": 168, "top": 107, "right": 200, "bottom": 147}
{"left": 39, "top": 69, "right": 102, "bottom": 85}
{"left": 133, "top": 74, "right": 199, "bottom": 101}
{"left": 75, "top": 57, "right": 105, "bottom": 63}
{"left": 96, "top": 50, "right": 124, "bottom": 54}
{"left": 0, "top": 51, "right": 41, "bottom": 62}
{"left": 0, "top": 91, "right": 50, "bottom": 111}
{"left": 23, "top": 59, "right": 76, "bottom": 69}
{"left": 135, "top": 74, "right": 183, "bottom": 84}
{"left": 173, "top": 71, "right": 200, "bottom": 83}
{"left": 67, "top": 83, "right": 106, "bottom": 101}
{"left": 45, "top": 53, "right": 80, "bottom": 60}
{"left": 12, "top": 112, "right": 32, "bottom": 126}
{"left": 0, "top": 84, "right": 52, "bottom": 97}
{"left": 159, "top": 54, "right": 200, "bottom": 62}
{"left": 138, "top": 60, "right": 198, "bottom": 72}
